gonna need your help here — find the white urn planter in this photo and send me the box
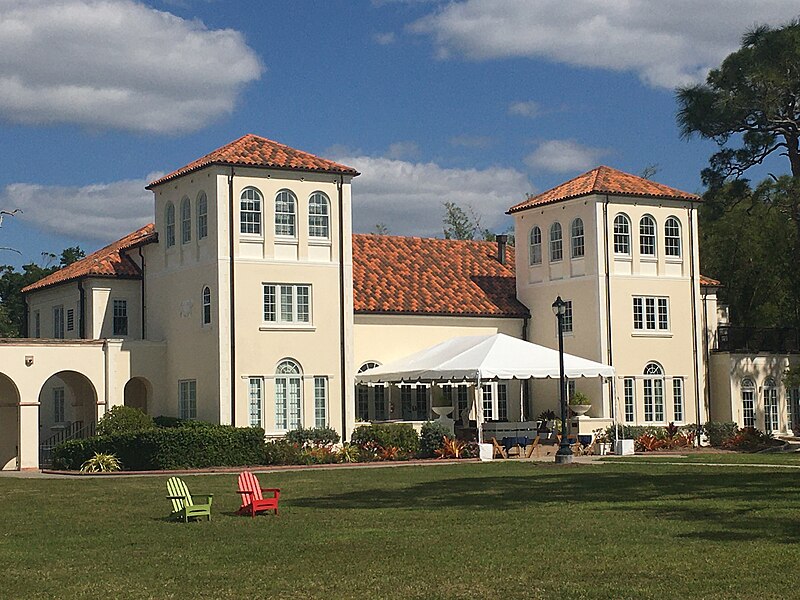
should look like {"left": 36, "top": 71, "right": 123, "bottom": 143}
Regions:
{"left": 570, "top": 404, "right": 591, "bottom": 416}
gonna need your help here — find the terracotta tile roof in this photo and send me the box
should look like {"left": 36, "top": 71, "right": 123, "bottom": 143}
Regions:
{"left": 508, "top": 166, "right": 699, "bottom": 213}
{"left": 147, "top": 134, "right": 359, "bottom": 189}
{"left": 352, "top": 234, "right": 528, "bottom": 318}
{"left": 700, "top": 274, "right": 721, "bottom": 287}
{"left": 22, "top": 224, "right": 156, "bottom": 293}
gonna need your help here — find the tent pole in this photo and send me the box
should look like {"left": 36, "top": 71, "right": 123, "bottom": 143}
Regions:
{"left": 476, "top": 377, "right": 483, "bottom": 444}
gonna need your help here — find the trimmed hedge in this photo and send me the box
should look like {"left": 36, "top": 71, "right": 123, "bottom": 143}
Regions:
{"left": 285, "top": 426, "right": 341, "bottom": 447}
{"left": 703, "top": 421, "right": 739, "bottom": 447}
{"left": 351, "top": 423, "right": 420, "bottom": 454}
{"left": 419, "top": 421, "right": 451, "bottom": 457}
{"left": 53, "top": 425, "right": 265, "bottom": 470}
{"left": 96, "top": 406, "right": 154, "bottom": 436}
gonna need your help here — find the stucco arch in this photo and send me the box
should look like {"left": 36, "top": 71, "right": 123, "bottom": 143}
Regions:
{"left": 38, "top": 370, "right": 99, "bottom": 432}
{"left": 124, "top": 377, "right": 153, "bottom": 414}
{"left": 0, "top": 372, "right": 20, "bottom": 470}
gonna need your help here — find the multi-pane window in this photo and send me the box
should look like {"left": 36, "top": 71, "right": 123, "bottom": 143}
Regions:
{"left": 308, "top": 192, "right": 330, "bottom": 238}
{"left": 633, "top": 296, "right": 669, "bottom": 331}
{"left": 673, "top": 377, "right": 684, "bottom": 422}
{"left": 624, "top": 377, "right": 635, "bottom": 423}
{"left": 741, "top": 379, "right": 755, "bottom": 427}
{"left": 643, "top": 362, "right": 664, "bottom": 422}
{"left": 571, "top": 218, "right": 584, "bottom": 258}
{"left": 560, "top": 300, "right": 573, "bottom": 334}
{"left": 248, "top": 377, "right": 262, "bottom": 427}
{"left": 764, "top": 378, "right": 779, "bottom": 432}
{"left": 263, "top": 284, "right": 311, "bottom": 324}
{"left": 314, "top": 376, "right": 328, "bottom": 427}
{"left": 53, "top": 306, "right": 64, "bottom": 339}
{"left": 639, "top": 215, "right": 656, "bottom": 256}
{"left": 275, "top": 360, "right": 302, "bottom": 430}
{"left": 789, "top": 388, "right": 800, "bottom": 432}
{"left": 197, "top": 192, "right": 208, "bottom": 239}
{"left": 665, "top": 217, "right": 681, "bottom": 258}
{"left": 529, "top": 226, "right": 542, "bottom": 265}
{"left": 179, "top": 380, "right": 197, "bottom": 420}
{"left": 443, "top": 384, "right": 469, "bottom": 423}
{"left": 549, "top": 222, "right": 563, "bottom": 262}
{"left": 240, "top": 188, "right": 262, "bottom": 235}
{"left": 356, "top": 362, "right": 384, "bottom": 422}
{"left": 53, "top": 387, "right": 65, "bottom": 423}
{"left": 181, "top": 197, "right": 191, "bottom": 244}
{"left": 202, "top": 287, "right": 211, "bottom": 325}
{"left": 165, "top": 202, "right": 175, "bottom": 247}
{"left": 373, "top": 386, "right": 387, "bottom": 421}
{"left": 481, "top": 382, "right": 508, "bottom": 421}
{"left": 357, "top": 386, "right": 369, "bottom": 421}
{"left": 613, "top": 214, "right": 631, "bottom": 255}
{"left": 66, "top": 309, "right": 74, "bottom": 332}
{"left": 34, "top": 310, "right": 40, "bottom": 338}
{"left": 482, "top": 383, "right": 494, "bottom": 420}
{"left": 275, "top": 189, "right": 297, "bottom": 237}
{"left": 113, "top": 299, "right": 128, "bottom": 336}
{"left": 400, "top": 385, "right": 428, "bottom": 420}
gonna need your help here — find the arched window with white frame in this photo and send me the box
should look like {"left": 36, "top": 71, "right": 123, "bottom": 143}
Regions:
{"left": 165, "top": 202, "right": 175, "bottom": 247}
{"left": 181, "top": 197, "right": 191, "bottom": 244}
{"left": 275, "top": 189, "right": 297, "bottom": 237}
{"left": 275, "top": 359, "right": 302, "bottom": 431}
{"left": 764, "top": 377, "right": 779, "bottom": 432}
{"left": 639, "top": 215, "right": 656, "bottom": 257}
{"left": 665, "top": 216, "right": 682, "bottom": 258}
{"left": 197, "top": 191, "right": 208, "bottom": 240}
{"left": 571, "top": 218, "right": 584, "bottom": 258}
{"left": 308, "top": 191, "right": 330, "bottom": 238}
{"left": 240, "top": 187, "right": 262, "bottom": 235}
{"left": 741, "top": 378, "right": 755, "bottom": 427}
{"left": 529, "top": 226, "right": 542, "bottom": 265}
{"left": 643, "top": 362, "right": 664, "bottom": 422}
{"left": 201, "top": 286, "right": 211, "bottom": 326}
{"left": 614, "top": 213, "right": 631, "bottom": 255}
{"left": 549, "top": 222, "right": 562, "bottom": 262}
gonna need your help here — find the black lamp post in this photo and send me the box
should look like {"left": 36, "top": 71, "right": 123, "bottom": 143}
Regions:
{"left": 552, "top": 296, "right": 573, "bottom": 464}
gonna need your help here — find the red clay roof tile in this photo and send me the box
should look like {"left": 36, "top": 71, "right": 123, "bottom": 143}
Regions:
{"left": 22, "top": 224, "right": 156, "bottom": 293}
{"left": 352, "top": 234, "right": 528, "bottom": 318}
{"left": 700, "top": 274, "right": 721, "bottom": 286}
{"left": 147, "top": 134, "right": 359, "bottom": 189}
{"left": 508, "top": 166, "right": 699, "bottom": 213}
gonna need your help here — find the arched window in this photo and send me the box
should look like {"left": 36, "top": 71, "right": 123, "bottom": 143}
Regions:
{"left": 570, "top": 218, "right": 584, "bottom": 258}
{"left": 275, "top": 189, "right": 297, "bottom": 237}
{"left": 181, "top": 197, "right": 191, "bottom": 244}
{"left": 240, "top": 187, "right": 262, "bottom": 235}
{"left": 201, "top": 286, "right": 211, "bottom": 325}
{"left": 665, "top": 216, "right": 681, "bottom": 257}
{"left": 308, "top": 192, "right": 330, "bottom": 238}
{"left": 639, "top": 215, "right": 656, "bottom": 256}
{"left": 197, "top": 192, "right": 208, "bottom": 240}
{"left": 529, "top": 226, "right": 542, "bottom": 265}
{"left": 741, "top": 378, "right": 755, "bottom": 428}
{"left": 764, "top": 377, "right": 779, "bottom": 432}
{"left": 275, "top": 359, "right": 302, "bottom": 430}
{"left": 613, "top": 214, "right": 630, "bottom": 255}
{"left": 643, "top": 362, "right": 664, "bottom": 422}
{"left": 356, "top": 361, "right": 386, "bottom": 421}
{"left": 165, "top": 202, "right": 175, "bottom": 247}
{"left": 549, "top": 222, "right": 562, "bottom": 262}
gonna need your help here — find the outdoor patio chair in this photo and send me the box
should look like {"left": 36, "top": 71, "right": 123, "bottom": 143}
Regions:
{"left": 491, "top": 437, "right": 508, "bottom": 459}
{"left": 166, "top": 476, "right": 212, "bottom": 522}
{"left": 236, "top": 471, "right": 280, "bottom": 517}
{"left": 524, "top": 435, "right": 542, "bottom": 458}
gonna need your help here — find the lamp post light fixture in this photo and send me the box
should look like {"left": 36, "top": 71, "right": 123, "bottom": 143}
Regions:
{"left": 552, "top": 295, "right": 573, "bottom": 465}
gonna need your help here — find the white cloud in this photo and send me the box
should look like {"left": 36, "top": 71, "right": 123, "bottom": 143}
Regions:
{"left": 508, "top": 101, "right": 540, "bottom": 118}
{"left": 411, "top": 0, "right": 800, "bottom": 88}
{"left": 373, "top": 31, "right": 397, "bottom": 45}
{"left": 450, "top": 134, "right": 494, "bottom": 149}
{"left": 386, "top": 141, "right": 420, "bottom": 160}
{"left": 332, "top": 154, "right": 532, "bottom": 237}
{"left": 0, "top": 0, "right": 262, "bottom": 133}
{"left": 524, "top": 140, "right": 608, "bottom": 174}
{"left": 3, "top": 176, "right": 156, "bottom": 242}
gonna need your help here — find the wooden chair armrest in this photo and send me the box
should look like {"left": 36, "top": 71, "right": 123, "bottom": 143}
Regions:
{"left": 261, "top": 488, "right": 281, "bottom": 493}
{"left": 166, "top": 495, "right": 186, "bottom": 500}
{"left": 193, "top": 494, "right": 213, "bottom": 501}
{"left": 237, "top": 489, "right": 254, "bottom": 496}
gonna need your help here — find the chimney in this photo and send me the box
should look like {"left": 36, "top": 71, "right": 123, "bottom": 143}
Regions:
{"left": 496, "top": 234, "right": 508, "bottom": 265}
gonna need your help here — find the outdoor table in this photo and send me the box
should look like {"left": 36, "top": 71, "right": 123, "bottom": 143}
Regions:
{"left": 501, "top": 436, "right": 529, "bottom": 455}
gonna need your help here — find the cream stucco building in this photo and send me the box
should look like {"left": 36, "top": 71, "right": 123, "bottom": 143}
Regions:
{"left": 1, "top": 134, "right": 797, "bottom": 470}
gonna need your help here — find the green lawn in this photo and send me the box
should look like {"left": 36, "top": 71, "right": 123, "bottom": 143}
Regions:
{"left": 605, "top": 451, "right": 800, "bottom": 465}
{"left": 2, "top": 462, "right": 799, "bottom": 599}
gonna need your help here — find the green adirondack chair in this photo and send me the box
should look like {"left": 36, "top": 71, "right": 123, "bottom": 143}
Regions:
{"left": 166, "top": 477, "right": 213, "bottom": 522}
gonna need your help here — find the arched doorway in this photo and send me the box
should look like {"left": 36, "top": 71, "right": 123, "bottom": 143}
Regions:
{"left": 0, "top": 372, "right": 20, "bottom": 470}
{"left": 38, "top": 371, "right": 98, "bottom": 467}
{"left": 124, "top": 377, "right": 151, "bottom": 414}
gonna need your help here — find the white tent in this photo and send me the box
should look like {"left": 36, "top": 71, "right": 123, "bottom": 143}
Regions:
{"left": 355, "top": 333, "right": 615, "bottom": 384}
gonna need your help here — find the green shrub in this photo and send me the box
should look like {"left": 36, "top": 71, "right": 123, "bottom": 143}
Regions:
{"left": 419, "top": 421, "right": 451, "bottom": 457}
{"left": 96, "top": 406, "right": 154, "bottom": 436}
{"left": 262, "top": 440, "right": 303, "bottom": 465}
{"left": 80, "top": 452, "right": 122, "bottom": 473}
{"left": 569, "top": 391, "right": 591, "bottom": 406}
{"left": 351, "top": 423, "right": 420, "bottom": 455}
{"left": 285, "top": 426, "right": 341, "bottom": 447}
{"left": 53, "top": 425, "right": 265, "bottom": 470}
{"left": 299, "top": 446, "right": 338, "bottom": 465}
{"left": 603, "top": 425, "right": 664, "bottom": 444}
{"left": 703, "top": 421, "right": 739, "bottom": 447}
{"left": 153, "top": 415, "right": 185, "bottom": 428}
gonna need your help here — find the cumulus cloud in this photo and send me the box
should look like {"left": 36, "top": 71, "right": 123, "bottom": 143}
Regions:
{"left": 386, "top": 141, "right": 421, "bottom": 160}
{"left": 332, "top": 154, "right": 532, "bottom": 237}
{"left": 3, "top": 176, "right": 156, "bottom": 242}
{"left": 373, "top": 31, "right": 397, "bottom": 45}
{"left": 508, "top": 100, "right": 541, "bottom": 118}
{"left": 524, "top": 140, "right": 608, "bottom": 174}
{"left": 411, "top": 0, "right": 800, "bottom": 88}
{"left": 0, "top": 0, "right": 262, "bottom": 133}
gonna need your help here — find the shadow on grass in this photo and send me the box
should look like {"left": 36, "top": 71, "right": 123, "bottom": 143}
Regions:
{"left": 293, "top": 465, "right": 800, "bottom": 543}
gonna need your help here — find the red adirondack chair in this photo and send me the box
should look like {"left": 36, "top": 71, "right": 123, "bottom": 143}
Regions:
{"left": 236, "top": 471, "right": 280, "bottom": 517}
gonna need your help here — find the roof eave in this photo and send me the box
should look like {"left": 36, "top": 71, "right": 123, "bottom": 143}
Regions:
{"left": 507, "top": 190, "right": 700, "bottom": 214}
{"left": 354, "top": 309, "right": 530, "bottom": 319}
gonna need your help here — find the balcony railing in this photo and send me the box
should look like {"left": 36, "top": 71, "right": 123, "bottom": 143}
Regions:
{"left": 717, "top": 325, "right": 800, "bottom": 353}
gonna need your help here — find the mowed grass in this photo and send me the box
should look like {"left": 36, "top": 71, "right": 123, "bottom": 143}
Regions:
{"left": 605, "top": 451, "right": 800, "bottom": 465}
{"left": 2, "top": 462, "right": 799, "bottom": 599}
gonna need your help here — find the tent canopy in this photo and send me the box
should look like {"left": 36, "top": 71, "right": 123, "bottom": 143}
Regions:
{"left": 355, "top": 333, "right": 615, "bottom": 383}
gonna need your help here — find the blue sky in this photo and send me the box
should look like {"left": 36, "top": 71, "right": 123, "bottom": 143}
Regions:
{"left": 1, "top": 0, "right": 798, "bottom": 268}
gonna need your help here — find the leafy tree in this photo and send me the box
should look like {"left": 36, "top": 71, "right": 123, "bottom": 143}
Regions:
{"left": 371, "top": 223, "right": 389, "bottom": 235}
{"left": 442, "top": 201, "right": 496, "bottom": 241}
